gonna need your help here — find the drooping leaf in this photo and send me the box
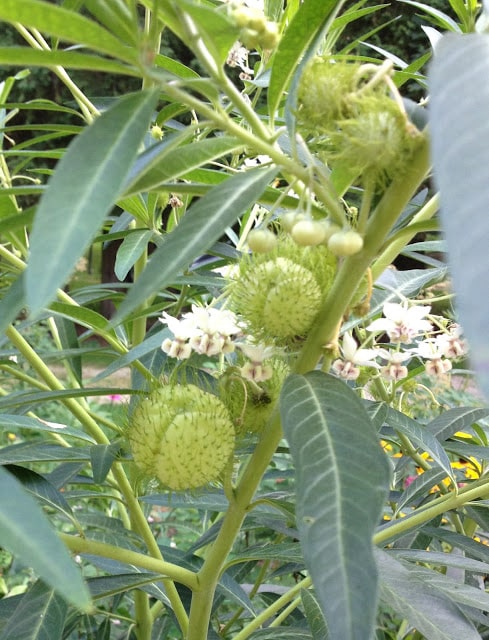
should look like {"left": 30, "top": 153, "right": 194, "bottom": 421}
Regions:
{"left": 280, "top": 371, "right": 390, "bottom": 640}
{"left": 0, "top": 414, "right": 95, "bottom": 443}
{"left": 89, "top": 443, "right": 121, "bottom": 484}
{"left": 114, "top": 230, "right": 154, "bottom": 281}
{"left": 123, "top": 135, "right": 243, "bottom": 197}
{"left": 4, "top": 464, "right": 76, "bottom": 524}
{"left": 426, "top": 407, "right": 489, "bottom": 442}
{"left": 26, "top": 89, "right": 159, "bottom": 314}
{"left": 385, "top": 408, "right": 456, "bottom": 486}
{"left": 0, "top": 580, "right": 68, "bottom": 640}
{"left": 430, "top": 33, "right": 489, "bottom": 402}
{"left": 0, "top": 443, "right": 90, "bottom": 464}
{"left": 0, "top": 47, "right": 138, "bottom": 75}
{"left": 113, "top": 166, "right": 277, "bottom": 323}
{"left": 301, "top": 589, "right": 329, "bottom": 640}
{"left": 0, "top": 0, "right": 138, "bottom": 63}
{"left": 376, "top": 549, "right": 480, "bottom": 640}
{"left": 0, "top": 466, "right": 91, "bottom": 611}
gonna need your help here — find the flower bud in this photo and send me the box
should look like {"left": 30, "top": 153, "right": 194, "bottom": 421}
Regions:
{"left": 247, "top": 228, "right": 278, "bottom": 253}
{"left": 328, "top": 229, "right": 364, "bottom": 256}
{"left": 290, "top": 219, "right": 327, "bottom": 246}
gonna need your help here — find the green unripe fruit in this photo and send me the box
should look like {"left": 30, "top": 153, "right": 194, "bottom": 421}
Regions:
{"left": 228, "top": 236, "right": 336, "bottom": 344}
{"left": 247, "top": 228, "right": 278, "bottom": 253}
{"left": 221, "top": 360, "right": 289, "bottom": 435}
{"left": 297, "top": 59, "right": 361, "bottom": 132}
{"left": 328, "top": 229, "right": 364, "bottom": 256}
{"left": 128, "top": 385, "right": 235, "bottom": 491}
{"left": 290, "top": 219, "right": 327, "bottom": 246}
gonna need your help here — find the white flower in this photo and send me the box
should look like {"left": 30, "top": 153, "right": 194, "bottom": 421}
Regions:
{"left": 410, "top": 338, "right": 452, "bottom": 377}
{"left": 366, "top": 301, "right": 432, "bottom": 343}
{"left": 377, "top": 349, "right": 411, "bottom": 381}
{"left": 226, "top": 42, "right": 254, "bottom": 75}
{"left": 331, "top": 333, "right": 380, "bottom": 381}
{"left": 435, "top": 324, "right": 467, "bottom": 359}
{"left": 159, "top": 306, "right": 241, "bottom": 359}
{"left": 238, "top": 342, "right": 275, "bottom": 382}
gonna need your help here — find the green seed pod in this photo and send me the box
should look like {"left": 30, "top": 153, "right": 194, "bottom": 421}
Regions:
{"left": 296, "top": 59, "right": 362, "bottom": 133}
{"left": 228, "top": 236, "right": 336, "bottom": 344}
{"left": 221, "top": 360, "right": 289, "bottom": 435}
{"left": 128, "top": 385, "right": 235, "bottom": 491}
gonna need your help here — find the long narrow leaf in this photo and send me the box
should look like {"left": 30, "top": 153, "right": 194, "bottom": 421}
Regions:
{"left": 0, "top": 581, "right": 67, "bottom": 640}
{"left": 0, "top": 48, "right": 139, "bottom": 75}
{"left": 0, "top": 0, "right": 138, "bottom": 63}
{"left": 113, "top": 166, "right": 277, "bottom": 323}
{"left": 280, "top": 371, "right": 390, "bottom": 640}
{"left": 0, "top": 467, "right": 91, "bottom": 611}
{"left": 26, "top": 90, "right": 159, "bottom": 314}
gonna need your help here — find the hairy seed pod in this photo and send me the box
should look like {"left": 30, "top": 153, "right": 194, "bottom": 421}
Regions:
{"left": 128, "top": 385, "right": 235, "bottom": 491}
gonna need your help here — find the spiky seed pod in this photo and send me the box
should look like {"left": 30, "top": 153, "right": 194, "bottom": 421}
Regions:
{"left": 296, "top": 59, "right": 362, "bottom": 133}
{"left": 221, "top": 360, "right": 289, "bottom": 435}
{"left": 128, "top": 385, "right": 235, "bottom": 491}
{"left": 329, "top": 96, "right": 420, "bottom": 180}
{"left": 228, "top": 236, "right": 336, "bottom": 344}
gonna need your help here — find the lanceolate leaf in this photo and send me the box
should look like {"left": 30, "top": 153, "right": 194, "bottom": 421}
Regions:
{"left": 113, "top": 166, "right": 278, "bottom": 323}
{"left": 0, "top": 466, "right": 91, "bottom": 611}
{"left": 26, "top": 89, "right": 159, "bottom": 315}
{"left": 280, "top": 371, "right": 390, "bottom": 640}
{"left": 430, "top": 34, "right": 489, "bottom": 401}
{"left": 0, "top": 0, "right": 138, "bottom": 63}
{"left": 0, "top": 580, "right": 68, "bottom": 640}
{"left": 376, "top": 549, "right": 480, "bottom": 640}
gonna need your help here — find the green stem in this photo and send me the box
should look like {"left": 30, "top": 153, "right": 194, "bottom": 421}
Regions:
{"left": 374, "top": 476, "right": 489, "bottom": 545}
{"left": 371, "top": 192, "right": 439, "bottom": 281}
{"left": 296, "top": 134, "right": 431, "bottom": 373}
{"left": 233, "top": 576, "right": 312, "bottom": 640}
{"left": 59, "top": 533, "right": 198, "bottom": 588}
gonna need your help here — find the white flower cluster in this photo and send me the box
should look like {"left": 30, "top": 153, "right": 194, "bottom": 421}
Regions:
{"left": 160, "top": 306, "right": 241, "bottom": 360}
{"left": 332, "top": 301, "right": 467, "bottom": 382}
{"left": 160, "top": 306, "right": 276, "bottom": 382}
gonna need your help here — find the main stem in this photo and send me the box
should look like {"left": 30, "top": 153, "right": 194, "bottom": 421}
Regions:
{"left": 185, "top": 137, "right": 431, "bottom": 639}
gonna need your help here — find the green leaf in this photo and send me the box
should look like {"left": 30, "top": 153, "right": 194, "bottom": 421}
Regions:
{"left": 280, "top": 371, "right": 390, "bottom": 640}
{"left": 26, "top": 90, "right": 159, "bottom": 314}
{"left": 301, "top": 589, "right": 329, "bottom": 640}
{"left": 113, "top": 166, "right": 277, "bottom": 323}
{"left": 430, "top": 34, "right": 489, "bottom": 401}
{"left": 90, "top": 443, "right": 121, "bottom": 484}
{"left": 0, "top": 414, "right": 95, "bottom": 443}
{"left": 0, "top": 467, "right": 91, "bottom": 611}
{"left": 4, "top": 464, "right": 76, "bottom": 525}
{"left": 0, "top": 274, "right": 25, "bottom": 336}
{"left": 0, "top": 443, "right": 90, "bottom": 463}
{"left": 0, "top": 48, "right": 139, "bottom": 76}
{"left": 87, "top": 573, "right": 162, "bottom": 600}
{"left": 0, "top": 0, "right": 138, "bottom": 63}
{"left": 376, "top": 549, "right": 480, "bottom": 640}
{"left": 250, "top": 629, "right": 311, "bottom": 640}
{"left": 385, "top": 408, "right": 456, "bottom": 486}
{"left": 53, "top": 316, "right": 82, "bottom": 384}
{"left": 426, "top": 407, "right": 489, "bottom": 442}
{"left": 114, "top": 230, "right": 154, "bottom": 281}
{"left": 268, "top": 0, "right": 342, "bottom": 120}
{"left": 123, "top": 135, "right": 244, "bottom": 197}
{"left": 227, "top": 543, "right": 303, "bottom": 567}
{"left": 0, "top": 580, "right": 67, "bottom": 640}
